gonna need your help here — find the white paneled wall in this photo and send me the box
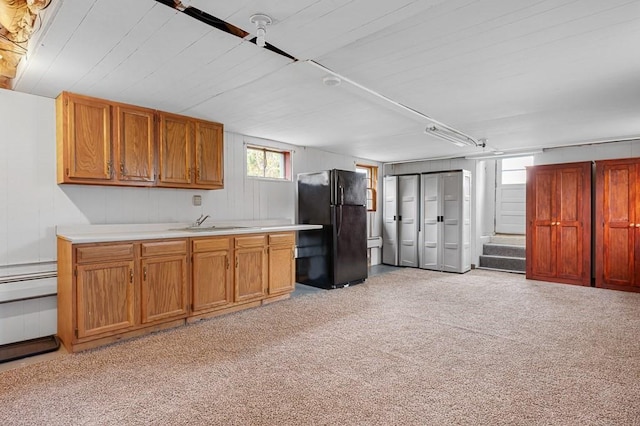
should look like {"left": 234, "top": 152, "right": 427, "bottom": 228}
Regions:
{"left": 0, "top": 88, "right": 382, "bottom": 344}
{"left": 0, "top": 88, "right": 382, "bottom": 268}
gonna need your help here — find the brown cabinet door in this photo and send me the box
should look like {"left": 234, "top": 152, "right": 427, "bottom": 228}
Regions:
{"left": 193, "top": 249, "right": 233, "bottom": 311}
{"left": 140, "top": 255, "right": 188, "bottom": 323}
{"left": 116, "top": 105, "right": 155, "bottom": 183}
{"left": 194, "top": 120, "right": 224, "bottom": 188}
{"left": 65, "top": 94, "right": 112, "bottom": 181}
{"left": 555, "top": 165, "right": 588, "bottom": 282}
{"left": 527, "top": 167, "right": 557, "bottom": 279}
{"left": 597, "top": 161, "right": 637, "bottom": 289}
{"left": 235, "top": 244, "right": 267, "bottom": 302}
{"left": 268, "top": 245, "right": 295, "bottom": 295}
{"left": 158, "top": 113, "right": 192, "bottom": 185}
{"left": 526, "top": 162, "right": 591, "bottom": 285}
{"left": 76, "top": 260, "right": 135, "bottom": 338}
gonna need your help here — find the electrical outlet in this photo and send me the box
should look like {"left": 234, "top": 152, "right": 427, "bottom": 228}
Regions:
{"left": 192, "top": 195, "right": 202, "bottom": 206}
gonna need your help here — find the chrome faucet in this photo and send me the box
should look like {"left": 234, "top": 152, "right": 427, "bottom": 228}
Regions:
{"left": 194, "top": 214, "right": 210, "bottom": 227}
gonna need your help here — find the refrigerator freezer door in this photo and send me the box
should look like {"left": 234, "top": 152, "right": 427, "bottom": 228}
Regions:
{"left": 332, "top": 169, "right": 367, "bottom": 206}
{"left": 298, "top": 171, "right": 332, "bottom": 225}
{"left": 332, "top": 205, "right": 368, "bottom": 286}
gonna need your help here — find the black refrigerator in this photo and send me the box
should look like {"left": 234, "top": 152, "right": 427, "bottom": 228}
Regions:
{"left": 296, "top": 169, "right": 368, "bottom": 289}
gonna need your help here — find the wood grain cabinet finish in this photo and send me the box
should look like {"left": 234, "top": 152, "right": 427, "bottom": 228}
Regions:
{"left": 57, "top": 92, "right": 224, "bottom": 189}
{"left": 57, "top": 92, "right": 112, "bottom": 183}
{"left": 268, "top": 233, "right": 295, "bottom": 295}
{"left": 194, "top": 120, "right": 224, "bottom": 188}
{"left": 158, "top": 112, "right": 192, "bottom": 186}
{"left": 57, "top": 232, "right": 296, "bottom": 352}
{"left": 595, "top": 158, "right": 640, "bottom": 292}
{"left": 115, "top": 105, "right": 155, "bottom": 183}
{"left": 192, "top": 237, "right": 233, "bottom": 312}
{"left": 76, "top": 260, "right": 135, "bottom": 338}
{"left": 526, "top": 162, "right": 591, "bottom": 286}
{"left": 158, "top": 112, "right": 224, "bottom": 189}
{"left": 234, "top": 235, "right": 268, "bottom": 302}
{"left": 140, "top": 240, "right": 189, "bottom": 324}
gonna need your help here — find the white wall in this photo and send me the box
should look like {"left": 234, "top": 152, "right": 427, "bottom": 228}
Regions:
{"left": 534, "top": 140, "right": 640, "bottom": 165}
{"left": 0, "top": 88, "right": 382, "bottom": 268}
{"left": 0, "top": 88, "right": 382, "bottom": 344}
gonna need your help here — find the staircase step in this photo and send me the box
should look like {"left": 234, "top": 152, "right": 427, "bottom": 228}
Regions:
{"left": 482, "top": 243, "right": 525, "bottom": 258}
{"left": 479, "top": 255, "right": 525, "bottom": 273}
{"left": 490, "top": 234, "right": 525, "bottom": 245}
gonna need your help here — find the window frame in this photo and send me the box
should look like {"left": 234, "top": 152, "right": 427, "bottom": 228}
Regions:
{"left": 245, "top": 144, "right": 292, "bottom": 181}
{"left": 356, "top": 163, "right": 378, "bottom": 212}
{"left": 499, "top": 155, "right": 533, "bottom": 186}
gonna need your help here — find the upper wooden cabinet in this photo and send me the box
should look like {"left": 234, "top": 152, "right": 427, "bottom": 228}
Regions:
{"left": 56, "top": 92, "right": 112, "bottom": 182}
{"left": 56, "top": 92, "right": 224, "bottom": 189}
{"left": 158, "top": 112, "right": 192, "bottom": 186}
{"left": 595, "top": 158, "right": 640, "bottom": 292}
{"left": 195, "top": 120, "right": 224, "bottom": 188}
{"left": 526, "top": 162, "right": 591, "bottom": 286}
{"left": 115, "top": 105, "right": 155, "bottom": 183}
{"left": 157, "top": 112, "right": 224, "bottom": 189}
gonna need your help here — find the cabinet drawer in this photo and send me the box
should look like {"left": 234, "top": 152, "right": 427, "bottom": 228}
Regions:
{"left": 141, "top": 240, "right": 187, "bottom": 257}
{"left": 193, "top": 237, "right": 231, "bottom": 253}
{"left": 76, "top": 244, "right": 134, "bottom": 264}
{"left": 235, "top": 235, "right": 266, "bottom": 248}
{"left": 269, "top": 233, "right": 295, "bottom": 246}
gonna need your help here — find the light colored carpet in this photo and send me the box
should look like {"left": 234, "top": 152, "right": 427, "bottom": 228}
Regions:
{"left": 1, "top": 268, "right": 640, "bottom": 425}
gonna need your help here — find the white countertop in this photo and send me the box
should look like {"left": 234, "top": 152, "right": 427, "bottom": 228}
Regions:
{"left": 56, "top": 221, "right": 323, "bottom": 244}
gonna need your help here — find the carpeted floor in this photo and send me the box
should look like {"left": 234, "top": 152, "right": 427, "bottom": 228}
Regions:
{"left": 1, "top": 268, "right": 640, "bottom": 425}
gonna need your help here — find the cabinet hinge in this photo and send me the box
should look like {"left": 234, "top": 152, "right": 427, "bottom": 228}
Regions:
{"left": 66, "top": 168, "right": 70, "bottom": 176}
{"left": 74, "top": 327, "right": 78, "bottom": 338}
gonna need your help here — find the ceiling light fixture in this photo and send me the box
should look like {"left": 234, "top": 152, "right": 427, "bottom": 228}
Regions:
{"left": 322, "top": 75, "right": 341, "bottom": 87}
{"left": 250, "top": 14, "right": 272, "bottom": 47}
{"left": 305, "top": 60, "right": 483, "bottom": 148}
{"left": 424, "top": 125, "right": 484, "bottom": 148}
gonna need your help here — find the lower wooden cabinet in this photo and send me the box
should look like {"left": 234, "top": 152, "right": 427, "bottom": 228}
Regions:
{"left": 140, "top": 240, "right": 188, "bottom": 323}
{"left": 235, "top": 235, "right": 268, "bottom": 302}
{"left": 192, "top": 237, "right": 233, "bottom": 312}
{"left": 58, "top": 231, "right": 297, "bottom": 352}
{"left": 76, "top": 260, "right": 135, "bottom": 338}
{"left": 268, "top": 233, "right": 295, "bottom": 295}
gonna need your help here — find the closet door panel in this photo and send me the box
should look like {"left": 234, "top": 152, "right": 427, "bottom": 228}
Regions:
{"left": 556, "top": 167, "right": 585, "bottom": 281}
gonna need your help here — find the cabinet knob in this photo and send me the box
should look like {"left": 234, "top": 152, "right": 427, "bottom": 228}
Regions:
{"left": 631, "top": 223, "right": 636, "bottom": 228}
{"left": 636, "top": 224, "right": 640, "bottom": 228}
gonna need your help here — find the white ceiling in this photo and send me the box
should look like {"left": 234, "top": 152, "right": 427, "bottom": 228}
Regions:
{"left": 13, "top": 0, "right": 640, "bottom": 162}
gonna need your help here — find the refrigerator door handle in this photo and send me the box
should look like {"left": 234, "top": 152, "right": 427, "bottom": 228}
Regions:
{"left": 337, "top": 205, "right": 343, "bottom": 236}
{"left": 340, "top": 186, "right": 344, "bottom": 205}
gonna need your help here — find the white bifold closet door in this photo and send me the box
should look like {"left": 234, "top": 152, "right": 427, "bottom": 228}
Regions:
{"left": 398, "top": 175, "right": 419, "bottom": 267}
{"left": 382, "top": 176, "right": 398, "bottom": 266}
{"left": 420, "top": 170, "right": 471, "bottom": 273}
{"left": 382, "top": 175, "right": 420, "bottom": 266}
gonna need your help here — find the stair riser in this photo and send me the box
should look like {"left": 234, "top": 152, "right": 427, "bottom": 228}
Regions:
{"left": 479, "top": 255, "right": 525, "bottom": 272}
{"left": 483, "top": 244, "right": 525, "bottom": 258}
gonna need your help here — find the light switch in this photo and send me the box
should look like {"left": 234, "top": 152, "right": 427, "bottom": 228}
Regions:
{"left": 192, "top": 195, "right": 202, "bottom": 206}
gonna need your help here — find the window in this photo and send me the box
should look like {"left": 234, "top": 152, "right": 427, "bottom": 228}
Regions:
{"left": 356, "top": 164, "right": 378, "bottom": 211}
{"left": 500, "top": 156, "right": 533, "bottom": 185}
{"left": 246, "top": 145, "right": 291, "bottom": 180}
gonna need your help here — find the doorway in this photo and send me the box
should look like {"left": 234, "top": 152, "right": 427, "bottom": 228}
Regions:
{"left": 494, "top": 156, "right": 532, "bottom": 235}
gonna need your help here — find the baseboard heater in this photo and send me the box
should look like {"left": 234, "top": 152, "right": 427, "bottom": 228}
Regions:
{"left": 0, "top": 262, "right": 58, "bottom": 359}
{"left": 0, "top": 262, "right": 57, "bottom": 304}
